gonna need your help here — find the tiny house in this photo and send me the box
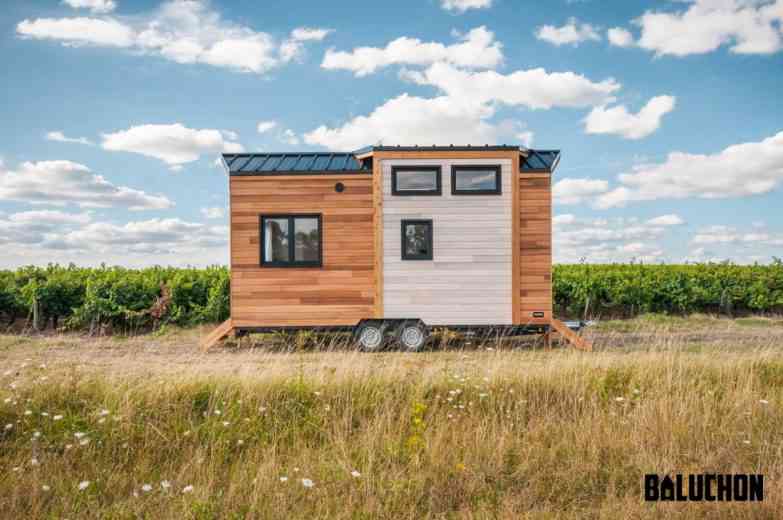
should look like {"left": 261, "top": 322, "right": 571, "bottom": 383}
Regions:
{"left": 204, "top": 145, "right": 569, "bottom": 351}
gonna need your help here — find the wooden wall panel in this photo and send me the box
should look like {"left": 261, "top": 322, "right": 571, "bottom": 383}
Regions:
{"left": 382, "top": 158, "right": 513, "bottom": 326}
{"left": 518, "top": 173, "right": 552, "bottom": 325}
{"left": 229, "top": 175, "right": 374, "bottom": 327}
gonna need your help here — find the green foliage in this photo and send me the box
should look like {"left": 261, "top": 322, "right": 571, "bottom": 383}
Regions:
{"left": 553, "top": 260, "right": 783, "bottom": 319}
{"left": 0, "top": 262, "right": 781, "bottom": 331}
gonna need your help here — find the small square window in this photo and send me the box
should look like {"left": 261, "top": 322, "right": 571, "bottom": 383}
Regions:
{"left": 260, "top": 214, "right": 322, "bottom": 267}
{"left": 392, "top": 166, "right": 442, "bottom": 196}
{"left": 401, "top": 219, "right": 433, "bottom": 260}
{"left": 451, "top": 165, "right": 502, "bottom": 195}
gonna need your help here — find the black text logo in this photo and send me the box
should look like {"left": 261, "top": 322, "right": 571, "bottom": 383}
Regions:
{"left": 644, "top": 474, "right": 763, "bottom": 502}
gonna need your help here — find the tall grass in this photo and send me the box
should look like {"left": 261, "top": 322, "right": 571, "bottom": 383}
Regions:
{"left": 2, "top": 340, "right": 783, "bottom": 518}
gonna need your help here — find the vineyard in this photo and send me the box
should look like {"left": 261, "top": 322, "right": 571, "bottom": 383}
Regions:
{"left": 0, "top": 262, "right": 781, "bottom": 332}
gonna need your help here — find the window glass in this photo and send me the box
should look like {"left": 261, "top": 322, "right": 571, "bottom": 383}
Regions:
{"left": 402, "top": 220, "right": 432, "bottom": 260}
{"left": 395, "top": 170, "right": 438, "bottom": 192}
{"left": 454, "top": 169, "right": 498, "bottom": 191}
{"left": 264, "top": 218, "right": 289, "bottom": 262}
{"left": 294, "top": 217, "right": 320, "bottom": 262}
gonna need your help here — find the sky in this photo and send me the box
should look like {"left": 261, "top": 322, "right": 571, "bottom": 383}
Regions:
{"left": 0, "top": 0, "right": 782, "bottom": 268}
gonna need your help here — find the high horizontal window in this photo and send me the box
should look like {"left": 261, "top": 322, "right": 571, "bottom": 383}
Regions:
{"left": 391, "top": 166, "right": 442, "bottom": 196}
{"left": 401, "top": 219, "right": 433, "bottom": 261}
{"left": 260, "top": 214, "right": 322, "bottom": 267}
{"left": 451, "top": 165, "right": 502, "bottom": 195}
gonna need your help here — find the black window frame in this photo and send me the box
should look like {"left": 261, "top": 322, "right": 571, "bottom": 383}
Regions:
{"left": 391, "top": 165, "right": 442, "bottom": 196}
{"left": 400, "top": 219, "right": 433, "bottom": 261}
{"left": 259, "top": 214, "right": 323, "bottom": 268}
{"left": 451, "top": 165, "right": 502, "bottom": 195}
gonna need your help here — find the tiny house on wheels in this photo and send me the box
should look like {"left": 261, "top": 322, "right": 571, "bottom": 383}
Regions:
{"left": 202, "top": 145, "right": 589, "bottom": 351}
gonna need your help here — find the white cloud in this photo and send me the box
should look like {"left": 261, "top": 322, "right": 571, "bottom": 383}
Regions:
{"left": 554, "top": 216, "right": 670, "bottom": 263}
{"left": 0, "top": 160, "right": 172, "bottom": 210}
{"left": 17, "top": 1, "right": 329, "bottom": 73}
{"left": 62, "top": 0, "right": 116, "bottom": 14}
{"left": 607, "top": 27, "right": 635, "bottom": 47}
{"left": 646, "top": 214, "right": 685, "bottom": 226}
{"left": 304, "top": 94, "right": 502, "bottom": 150}
{"left": 535, "top": 18, "right": 601, "bottom": 46}
{"left": 290, "top": 27, "right": 333, "bottom": 41}
{"left": 553, "top": 214, "right": 577, "bottom": 226}
{"left": 691, "top": 225, "right": 783, "bottom": 247}
{"left": 633, "top": 0, "right": 783, "bottom": 57}
{"left": 553, "top": 178, "right": 609, "bottom": 205}
{"left": 17, "top": 17, "right": 134, "bottom": 47}
{"left": 321, "top": 26, "right": 503, "bottom": 76}
{"left": 200, "top": 207, "right": 225, "bottom": 219}
{"left": 46, "top": 131, "right": 94, "bottom": 146}
{"left": 584, "top": 95, "right": 676, "bottom": 139}
{"left": 0, "top": 210, "right": 92, "bottom": 247}
{"left": 280, "top": 129, "right": 300, "bottom": 145}
{"left": 101, "top": 123, "right": 243, "bottom": 166}
{"left": 257, "top": 121, "right": 277, "bottom": 134}
{"left": 597, "top": 130, "right": 783, "bottom": 208}
{"left": 516, "top": 130, "right": 534, "bottom": 148}
{"left": 440, "top": 0, "right": 493, "bottom": 13}
{"left": 403, "top": 62, "right": 620, "bottom": 110}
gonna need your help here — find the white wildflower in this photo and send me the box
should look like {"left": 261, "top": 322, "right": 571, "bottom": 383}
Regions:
{"left": 161, "top": 480, "right": 171, "bottom": 490}
{"left": 31, "top": 458, "right": 39, "bottom": 466}
{"left": 74, "top": 432, "right": 86, "bottom": 439}
{"left": 301, "top": 478, "right": 315, "bottom": 488}
{"left": 214, "top": 410, "right": 221, "bottom": 415}
{"left": 351, "top": 470, "right": 361, "bottom": 478}
{"left": 279, "top": 476, "right": 288, "bottom": 482}
{"left": 99, "top": 409, "right": 109, "bottom": 417}
{"left": 33, "top": 431, "right": 41, "bottom": 438}
{"left": 24, "top": 410, "right": 32, "bottom": 416}
{"left": 615, "top": 397, "right": 625, "bottom": 402}
{"left": 182, "top": 485, "right": 194, "bottom": 494}
{"left": 42, "top": 485, "right": 50, "bottom": 491}
{"left": 4, "top": 423, "right": 12, "bottom": 430}
{"left": 79, "top": 438, "right": 89, "bottom": 446}
{"left": 78, "top": 481, "right": 90, "bottom": 490}
{"left": 237, "top": 439, "right": 244, "bottom": 446}
{"left": 97, "top": 418, "right": 106, "bottom": 424}
{"left": 760, "top": 399, "right": 769, "bottom": 405}
{"left": 222, "top": 421, "right": 230, "bottom": 427}
{"left": 41, "top": 412, "right": 49, "bottom": 417}
{"left": 141, "top": 484, "right": 152, "bottom": 492}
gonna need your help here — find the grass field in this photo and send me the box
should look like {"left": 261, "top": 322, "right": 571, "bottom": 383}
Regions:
{"left": 2, "top": 315, "right": 783, "bottom": 518}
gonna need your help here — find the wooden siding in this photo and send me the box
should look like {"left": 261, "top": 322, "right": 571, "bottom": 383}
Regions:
{"left": 229, "top": 175, "right": 374, "bottom": 327}
{"left": 381, "top": 158, "right": 513, "bottom": 325}
{"left": 519, "top": 173, "right": 552, "bottom": 325}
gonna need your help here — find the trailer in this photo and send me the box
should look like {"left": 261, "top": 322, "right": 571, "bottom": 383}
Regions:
{"left": 202, "top": 144, "right": 589, "bottom": 351}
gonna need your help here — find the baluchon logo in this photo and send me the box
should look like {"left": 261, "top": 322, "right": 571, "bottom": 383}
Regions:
{"left": 644, "top": 474, "right": 763, "bottom": 502}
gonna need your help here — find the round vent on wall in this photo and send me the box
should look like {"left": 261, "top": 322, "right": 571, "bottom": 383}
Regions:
{"left": 335, "top": 182, "right": 345, "bottom": 193}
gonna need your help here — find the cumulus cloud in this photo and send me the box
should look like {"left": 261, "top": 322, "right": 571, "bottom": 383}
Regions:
{"left": 200, "top": 207, "right": 225, "bottom": 219}
{"left": 607, "top": 27, "right": 635, "bottom": 47}
{"left": 307, "top": 60, "right": 621, "bottom": 150}
{"left": 646, "top": 214, "right": 685, "bottom": 226}
{"left": 0, "top": 210, "right": 92, "bottom": 247}
{"left": 304, "top": 94, "right": 503, "bottom": 150}
{"left": 596, "top": 130, "right": 783, "bottom": 208}
{"left": 17, "top": 0, "right": 331, "bottom": 73}
{"left": 280, "top": 129, "right": 300, "bottom": 145}
{"left": 46, "top": 131, "right": 94, "bottom": 146}
{"left": 321, "top": 26, "right": 503, "bottom": 76}
{"left": 440, "top": 0, "right": 493, "bottom": 12}
{"left": 553, "top": 178, "right": 610, "bottom": 205}
{"left": 61, "top": 218, "right": 226, "bottom": 251}
{"left": 691, "top": 225, "right": 783, "bottom": 247}
{"left": 0, "top": 160, "right": 172, "bottom": 210}
{"left": 101, "top": 123, "right": 243, "bottom": 167}
{"left": 584, "top": 95, "right": 676, "bottom": 139}
{"left": 256, "top": 121, "right": 277, "bottom": 134}
{"left": 632, "top": 0, "right": 783, "bottom": 57}
{"left": 554, "top": 216, "right": 669, "bottom": 263}
{"left": 62, "top": 0, "right": 116, "bottom": 13}
{"left": 535, "top": 18, "right": 601, "bottom": 46}
{"left": 402, "top": 62, "right": 620, "bottom": 109}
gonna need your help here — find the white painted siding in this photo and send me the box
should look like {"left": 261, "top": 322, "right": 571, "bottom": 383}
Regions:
{"left": 382, "top": 158, "right": 512, "bottom": 325}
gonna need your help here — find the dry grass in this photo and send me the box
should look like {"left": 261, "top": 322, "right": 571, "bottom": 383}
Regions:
{"left": 1, "top": 317, "right": 783, "bottom": 518}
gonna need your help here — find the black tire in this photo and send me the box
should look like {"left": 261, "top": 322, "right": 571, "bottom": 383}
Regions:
{"left": 398, "top": 321, "right": 428, "bottom": 352}
{"left": 355, "top": 322, "right": 385, "bottom": 352}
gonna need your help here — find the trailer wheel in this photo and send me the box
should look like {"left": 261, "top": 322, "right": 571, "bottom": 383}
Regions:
{"left": 355, "top": 322, "right": 385, "bottom": 352}
{"left": 399, "top": 322, "right": 428, "bottom": 351}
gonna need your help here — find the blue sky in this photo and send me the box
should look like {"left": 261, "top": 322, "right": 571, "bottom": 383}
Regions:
{"left": 1, "top": 0, "right": 782, "bottom": 267}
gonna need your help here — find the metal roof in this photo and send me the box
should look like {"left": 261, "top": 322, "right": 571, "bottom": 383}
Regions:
{"left": 223, "top": 153, "right": 370, "bottom": 175}
{"left": 521, "top": 150, "right": 560, "bottom": 172}
{"left": 224, "top": 146, "right": 560, "bottom": 176}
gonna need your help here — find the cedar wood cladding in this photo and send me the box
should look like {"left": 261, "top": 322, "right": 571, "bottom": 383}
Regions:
{"left": 519, "top": 173, "right": 552, "bottom": 324}
{"left": 229, "top": 175, "right": 374, "bottom": 327}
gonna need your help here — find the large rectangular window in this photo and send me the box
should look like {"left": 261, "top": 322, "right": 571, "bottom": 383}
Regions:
{"left": 391, "top": 166, "right": 442, "bottom": 196}
{"left": 260, "top": 214, "right": 322, "bottom": 267}
{"left": 401, "top": 219, "right": 433, "bottom": 260}
{"left": 451, "top": 165, "right": 502, "bottom": 195}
